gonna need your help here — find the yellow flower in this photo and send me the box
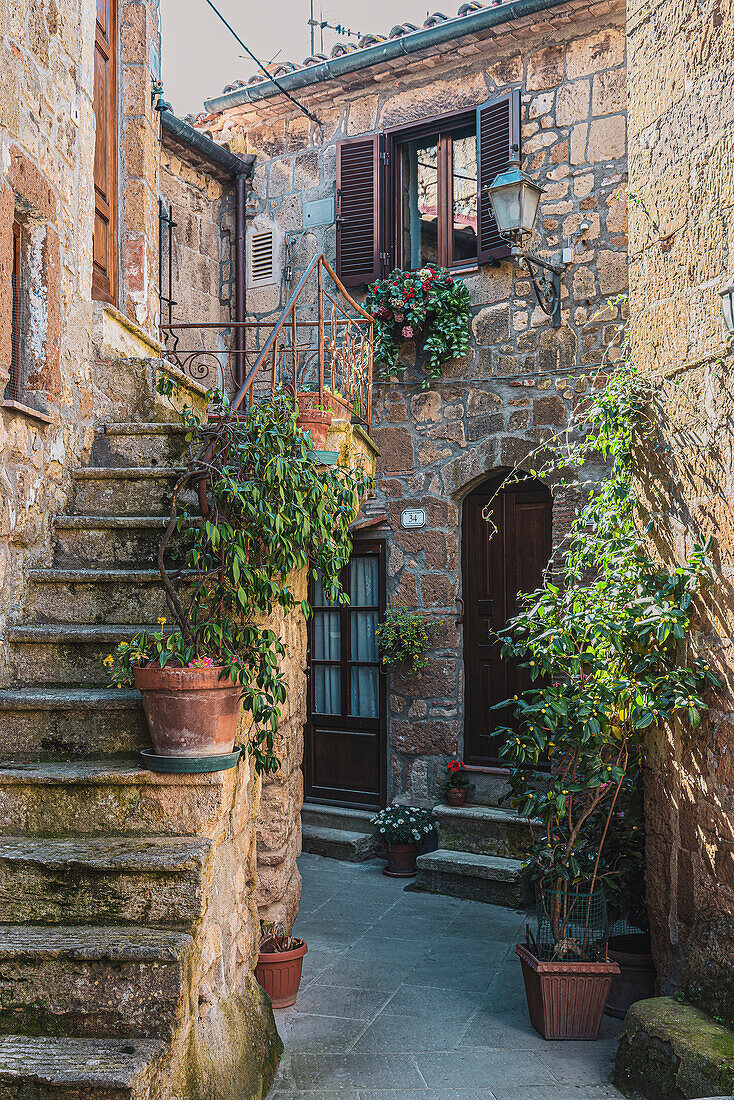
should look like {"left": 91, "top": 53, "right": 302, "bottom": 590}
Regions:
{"left": 157, "top": 617, "right": 167, "bottom": 626}
{"left": 103, "top": 654, "right": 114, "bottom": 667}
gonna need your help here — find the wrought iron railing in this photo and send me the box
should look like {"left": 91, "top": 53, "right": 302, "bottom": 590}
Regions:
{"left": 161, "top": 254, "right": 374, "bottom": 426}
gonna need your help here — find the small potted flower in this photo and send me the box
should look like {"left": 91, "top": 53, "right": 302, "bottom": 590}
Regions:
{"left": 375, "top": 607, "right": 436, "bottom": 676}
{"left": 444, "top": 759, "right": 470, "bottom": 806}
{"left": 255, "top": 921, "right": 307, "bottom": 1009}
{"left": 370, "top": 806, "right": 435, "bottom": 877}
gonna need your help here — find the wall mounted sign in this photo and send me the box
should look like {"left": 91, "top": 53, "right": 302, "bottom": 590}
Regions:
{"left": 400, "top": 508, "right": 426, "bottom": 529}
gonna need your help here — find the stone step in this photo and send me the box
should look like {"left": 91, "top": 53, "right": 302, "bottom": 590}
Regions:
{"left": 0, "top": 925, "right": 193, "bottom": 1039}
{"left": 24, "top": 568, "right": 191, "bottom": 624}
{"left": 301, "top": 822, "right": 378, "bottom": 862}
{"left": 53, "top": 515, "right": 173, "bottom": 569}
{"left": 0, "top": 1034, "right": 165, "bottom": 1099}
{"left": 414, "top": 849, "right": 532, "bottom": 908}
{"left": 465, "top": 771, "right": 512, "bottom": 806}
{"left": 92, "top": 422, "right": 191, "bottom": 467}
{"left": 0, "top": 836, "right": 212, "bottom": 927}
{"left": 0, "top": 760, "right": 236, "bottom": 837}
{"left": 0, "top": 687, "right": 147, "bottom": 758}
{"left": 70, "top": 467, "right": 193, "bottom": 517}
{"left": 3, "top": 623, "right": 173, "bottom": 688}
{"left": 433, "top": 804, "right": 538, "bottom": 859}
{"left": 301, "top": 803, "right": 375, "bottom": 834}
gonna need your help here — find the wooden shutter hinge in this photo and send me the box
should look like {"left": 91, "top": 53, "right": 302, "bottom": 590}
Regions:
{"left": 379, "top": 150, "right": 390, "bottom": 165}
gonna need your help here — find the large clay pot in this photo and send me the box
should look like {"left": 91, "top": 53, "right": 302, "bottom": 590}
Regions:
{"left": 256, "top": 940, "right": 307, "bottom": 1008}
{"left": 384, "top": 843, "right": 418, "bottom": 877}
{"left": 605, "top": 932, "right": 656, "bottom": 1018}
{"left": 297, "top": 391, "right": 352, "bottom": 419}
{"left": 296, "top": 408, "right": 333, "bottom": 448}
{"left": 517, "top": 943, "right": 620, "bottom": 1040}
{"left": 446, "top": 788, "right": 467, "bottom": 807}
{"left": 134, "top": 664, "right": 240, "bottom": 757}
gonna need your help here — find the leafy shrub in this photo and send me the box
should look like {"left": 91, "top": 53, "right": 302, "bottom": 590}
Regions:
{"left": 375, "top": 606, "right": 435, "bottom": 676}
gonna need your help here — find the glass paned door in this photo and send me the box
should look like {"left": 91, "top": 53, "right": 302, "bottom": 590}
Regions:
{"left": 306, "top": 541, "right": 386, "bottom": 808}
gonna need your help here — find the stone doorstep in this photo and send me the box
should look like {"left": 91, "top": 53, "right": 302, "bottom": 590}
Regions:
{"left": 432, "top": 803, "right": 540, "bottom": 858}
{"left": 0, "top": 836, "right": 212, "bottom": 927}
{"left": 301, "top": 822, "right": 378, "bottom": 863}
{"left": 0, "top": 1034, "right": 165, "bottom": 1096}
{"left": 0, "top": 925, "right": 194, "bottom": 1040}
{"left": 615, "top": 997, "right": 734, "bottom": 1100}
{"left": 414, "top": 848, "right": 532, "bottom": 908}
{"left": 0, "top": 760, "right": 237, "bottom": 838}
{"left": 301, "top": 803, "right": 375, "bottom": 834}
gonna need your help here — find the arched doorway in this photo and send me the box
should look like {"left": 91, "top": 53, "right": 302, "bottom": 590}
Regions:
{"left": 462, "top": 474, "right": 552, "bottom": 765}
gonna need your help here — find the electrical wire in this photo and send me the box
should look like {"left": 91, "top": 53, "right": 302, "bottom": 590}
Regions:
{"left": 202, "top": 0, "right": 322, "bottom": 126}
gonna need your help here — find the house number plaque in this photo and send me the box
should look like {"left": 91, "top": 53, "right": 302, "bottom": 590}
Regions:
{"left": 400, "top": 508, "right": 426, "bottom": 529}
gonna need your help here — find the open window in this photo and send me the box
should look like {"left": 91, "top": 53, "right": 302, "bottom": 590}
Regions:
{"left": 336, "top": 90, "right": 520, "bottom": 285}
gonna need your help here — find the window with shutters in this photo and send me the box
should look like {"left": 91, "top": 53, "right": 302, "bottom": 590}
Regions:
{"left": 248, "top": 228, "right": 276, "bottom": 287}
{"left": 336, "top": 91, "right": 519, "bottom": 286}
{"left": 93, "top": 0, "right": 118, "bottom": 303}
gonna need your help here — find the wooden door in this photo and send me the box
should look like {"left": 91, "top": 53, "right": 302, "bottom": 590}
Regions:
{"left": 305, "top": 541, "right": 386, "bottom": 808}
{"left": 462, "top": 477, "right": 551, "bottom": 765}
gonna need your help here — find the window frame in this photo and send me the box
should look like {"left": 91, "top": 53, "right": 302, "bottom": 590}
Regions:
{"left": 386, "top": 106, "right": 481, "bottom": 273}
{"left": 7, "top": 220, "right": 22, "bottom": 402}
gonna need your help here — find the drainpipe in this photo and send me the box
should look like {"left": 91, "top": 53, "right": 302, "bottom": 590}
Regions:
{"left": 234, "top": 172, "right": 248, "bottom": 391}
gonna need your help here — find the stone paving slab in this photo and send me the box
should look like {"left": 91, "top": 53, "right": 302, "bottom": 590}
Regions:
{"left": 271, "top": 853, "right": 623, "bottom": 1100}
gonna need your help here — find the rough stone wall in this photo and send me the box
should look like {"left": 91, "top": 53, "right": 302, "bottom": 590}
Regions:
{"left": 0, "top": 0, "right": 98, "bottom": 642}
{"left": 202, "top": 6, "right": 628, "bottom": 806}
{"left": 626, "top": 0, "right": 734, "bottom": 1006}
{"left": 159, "top": 148, "right": 236, "bottom": 385}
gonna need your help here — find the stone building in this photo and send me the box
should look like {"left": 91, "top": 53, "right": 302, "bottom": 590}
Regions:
{"left": 614, "top": 0, "right": 734, "bottom": 1090}
{"left": 196, "top": 0, "right": 628, "bottom": 902}
{"left": 0, "top": 0, "right": 380, "bottom": 1095}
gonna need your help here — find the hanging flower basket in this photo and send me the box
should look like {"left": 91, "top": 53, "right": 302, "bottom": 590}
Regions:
{"left": 366, "top": 267, "right": 471, "bottom": 388}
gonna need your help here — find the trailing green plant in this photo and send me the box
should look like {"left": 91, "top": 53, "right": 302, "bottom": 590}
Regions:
{"left": 370, "top": 805, "right": 435, "bottom": 846}
{"left": 375, "top": 606, "right": 436, "bottom": 675}
{"left": 488, "top": 311, "right": 720, "bottom": 950}
{"left": 366, "top": 267, "right": 471, "bottom": 388}
{"left": 107, "top": 383, "right": 372, "bottom": 776}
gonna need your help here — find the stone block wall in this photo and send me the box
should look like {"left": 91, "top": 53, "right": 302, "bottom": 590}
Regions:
{"left": 201, "top": 2, "right": 628, "bottom": 806}
{"left": 626, "top": 0, "right": 734, "bottom": 1006}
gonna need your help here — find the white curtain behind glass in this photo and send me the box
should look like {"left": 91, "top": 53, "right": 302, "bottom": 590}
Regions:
{"left": 349, "top": 556, "right": 379, "bottom": 718}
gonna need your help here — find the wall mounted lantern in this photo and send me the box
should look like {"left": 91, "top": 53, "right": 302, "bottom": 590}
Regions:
{"left": 488, "top": 158, "right": 571, "bottom": 328}
{"left": 720, "top": 275, "right": 734, "bottom": 335}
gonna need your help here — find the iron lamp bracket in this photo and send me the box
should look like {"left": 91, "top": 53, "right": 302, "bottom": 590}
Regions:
{"left": 512, "top": 245, "right": 565, "bottom": 328}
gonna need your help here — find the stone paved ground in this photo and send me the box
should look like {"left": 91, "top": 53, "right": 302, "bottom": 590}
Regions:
{"left": 270, "top": 853, "right": 623, "bottom": 1100}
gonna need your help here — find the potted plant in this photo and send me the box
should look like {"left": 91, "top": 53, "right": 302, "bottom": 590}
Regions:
{"left": 106, "top": 384, "right": 372, "bottom": 773}
{"left": 370, "top": 806, "right": 435, "bottom": 877}
{"left": 366, "top": 266, "right": 471, "bottom": 388}
{"left": 255, "top": 921, "right": 307, "bottom": 1009}
{"left": 444, "top": 759, "right": 470, "bottom": 806}
{"left": 490, "top": 354, "right": 719, "bottom": 1040}
{"left": 375, "top": 607, "right": 438, "bottom": 676}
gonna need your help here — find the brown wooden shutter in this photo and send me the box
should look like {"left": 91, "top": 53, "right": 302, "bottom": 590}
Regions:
{"left": 476, "top": 90, "right": 519, "bottom": 264}
{"left": 336, "top": 135, "right": 384, "bottom": 287}
{"left": 93, "top": 0, "right": 117, "bottom": 302}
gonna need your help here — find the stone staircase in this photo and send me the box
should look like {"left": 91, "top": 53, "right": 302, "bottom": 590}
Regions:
{"left": 415, "top": 775, "right": 537, "bottom": 908}
{"left": 0, "top": 369, "right": 280, "bottom": 1098}
{"left": 301, "top": 803, "right": 378, "bottom": 862}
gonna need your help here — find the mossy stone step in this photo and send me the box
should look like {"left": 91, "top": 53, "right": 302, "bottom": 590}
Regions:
{"left": 0, "top": 760, "right": 238, "bottom": 837}
{"left": 93, "top": 422, "right": 190, "bottom": 467}
{"left": 0, "top": 1034, "right": 164, "bottom": 1099}
{"left": 25, "top": 568, "right": 193, "bottom": 624}
{"left": 53, "top": 514, "right": 174, "bottom": 569}
{"left": 4, "top": 623, "right": 174, "bottom": 688}
{"left": 71, "top": 467, "right": 191, "bottom": 518}
{"left": 414, "top": 848, "right": 532, "bottom": 908}
{"left": 0, "top": 925, "right": 193, "bottom": 1039}
{"left": 433, "top": 804, "right": 539, "bottom": 859}
{"left": 0, "top": 687, "right": 147, "bottom": 759}
{"left": 0, "top": 836, "right": 212, "bottom": 926}
{"left": 615, "top": 996, "right": 734, "bottom": 1100}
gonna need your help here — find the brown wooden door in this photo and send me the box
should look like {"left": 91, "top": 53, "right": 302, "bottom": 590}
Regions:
{"left": 93, "top": 0, "right": 117, "bottom": 303}
{"left": 305, "top": 541, "right": 386, "bottom": 808}
{"left": 462, "top": 477, "right": 551, "bottom": 765}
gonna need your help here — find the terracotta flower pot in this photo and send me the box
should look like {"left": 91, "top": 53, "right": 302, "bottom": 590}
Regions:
{"left": 384, "top": 842, "right": 418, "bottom": 877}
{"left": 605, "top": 932, "right": 656, "bottom": 1019}
{"left": 255, "top": 940, "right": 307, "bottom": 1008}
{"left": 297, "top": 391, "right": 352, "bottom": 419}
{"left": 296, "top": 407, "right": 333, "bottom": 448}
{"left": 446, "top": 788, "right": 467, "bottom": 807}
{"left": 516, "top": 943, "right": 620, "bottom": 1040}
{"left": 134, "top": 664, "right": 241, "bottom": 757}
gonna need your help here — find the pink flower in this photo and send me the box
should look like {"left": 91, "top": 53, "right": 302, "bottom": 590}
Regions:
{"left": 402, "top": 325, "right": 414, "bottom": 338}
{"left": 394, "top": 312, "right": 404, "bottom": 323}
{"left": 188, "top": 656, "right": 214, "bottom": 667}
